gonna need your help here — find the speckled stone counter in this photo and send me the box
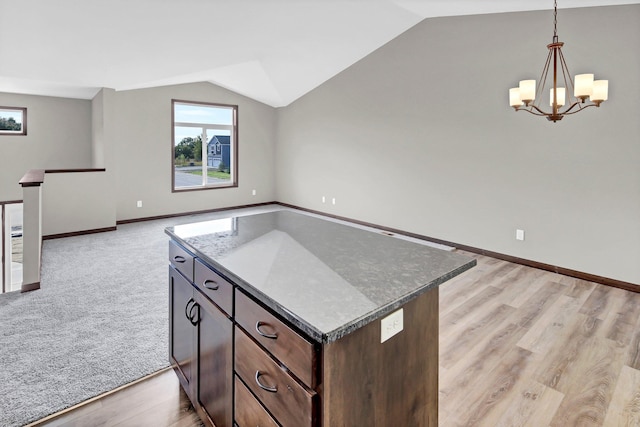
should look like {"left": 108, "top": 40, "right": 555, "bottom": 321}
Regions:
{"left": 166, "top": 210, "right": 475, "bottom": 344}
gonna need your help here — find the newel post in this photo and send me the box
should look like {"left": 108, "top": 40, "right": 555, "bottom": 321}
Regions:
{"left": 19, "top": 169, "right": 44, "bottom": 292}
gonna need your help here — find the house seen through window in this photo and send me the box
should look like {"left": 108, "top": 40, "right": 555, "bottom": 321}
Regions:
{"left": 172, "top": 100, "right": 237, "bottom": 191}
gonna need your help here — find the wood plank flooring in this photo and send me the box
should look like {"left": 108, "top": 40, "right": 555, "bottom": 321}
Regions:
{"left": 29, "top": 368, "right": 203, "bottom": 427}
{"left": 33, "top": 252, "right": 640, "bottom": 426}
{"left": 440, "top": 251, "right": 640, "bottom": 427}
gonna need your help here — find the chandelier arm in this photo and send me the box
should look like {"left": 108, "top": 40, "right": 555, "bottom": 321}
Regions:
{"left": 557, "top": 48, "right": 577, "bottom": 103}
{"left": 516, "top": 101, "right": 599, "bottom": 118}
{"left": 557, "top": 101, "right": 582, "bottom": 115}
{"left": 536, "top": 50, "right": 554, "bottom": 107}
{"left": 516, "top": 108, "right": 550, "bottom": 117}
{"left": 514, "top": 106, "right": 548, "bottom": 116}
{"left": 562, "top": 103, "right": 599, "bottom": 115}
{"left": 525, "top": 104, "right": 553, "bottom": 116}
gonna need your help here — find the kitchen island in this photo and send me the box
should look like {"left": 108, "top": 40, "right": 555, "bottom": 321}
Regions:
{"left": 166, "top": 210, "right": 475, "bottom": 427}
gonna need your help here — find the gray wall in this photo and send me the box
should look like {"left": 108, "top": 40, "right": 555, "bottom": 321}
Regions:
{"left": 2, "top": 6, "right": 637, "bottom": 285}
{"left": 42, "top": 171, "right": 115, "bottom": 235}
{"left": 2, "top": 82, "right": 277, "bottom": 231}
{"left": 0, "top": 92, "right": 92, "bottom": 200}
{"left": 276, "top": 5, "right": 640, "bottom": 285}
{"left": 112, "top": 82, "right": 277, "bottom": 221}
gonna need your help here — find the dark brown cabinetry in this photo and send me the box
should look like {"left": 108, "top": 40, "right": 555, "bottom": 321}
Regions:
{"left": 193, "top": 290, "right": 233, "bottom": 426}
{"left": 169, "top": 241, "right": 233, "bottom": 427}
{"left": 234, "top": 375, "right": 279, "bottom": 427}
{"left": 234, "top": 289, "right": 318, "bottom": 427}
{"left": 169, "top": 239, "right": 440, "bottom": 427}
{"left": 235, "top": 290, "right": 317, "bottom": 388}
{"left": 168, "top": 265, "right": 195, "bottom": 389}
{"left": 235, "top": 322, "right": 317, "bottom": 427}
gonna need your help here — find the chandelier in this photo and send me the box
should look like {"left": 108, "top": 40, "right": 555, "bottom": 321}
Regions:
{"left": 508, "top": 0, "right": 608, "bottom": 122}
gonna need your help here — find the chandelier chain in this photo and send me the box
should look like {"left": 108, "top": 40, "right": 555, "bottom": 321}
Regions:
{"left": 553, "top": 0, "right": 558, "bottom": 38}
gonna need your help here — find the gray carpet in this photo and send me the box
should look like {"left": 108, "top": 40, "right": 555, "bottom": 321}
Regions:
{"left": 0, "top": 206, "right": 280, "bottom": 427}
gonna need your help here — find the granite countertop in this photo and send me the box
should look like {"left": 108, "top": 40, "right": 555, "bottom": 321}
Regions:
{"left": 166, "top": 210, "right": 476, "bottom": 343}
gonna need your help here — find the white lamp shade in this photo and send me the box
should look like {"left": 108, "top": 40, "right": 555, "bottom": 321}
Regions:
{"left": 591, "top": 80, "right": 608, "bottom": 102}
{"left": 549, "top": 87, "right": 566, "bottom": 107}
{"left": 509, "top": 88, "right": 523, "bottom": 107}
{"left": 574, "top": 74, "right": 594, "bottom": 97}
{"left": 519, "top": 80, "right": 536, "bottom": 101}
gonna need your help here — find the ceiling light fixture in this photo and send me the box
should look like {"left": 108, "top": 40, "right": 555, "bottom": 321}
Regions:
{"left": 508, "top": 0, "right": 608, "bottom": 122}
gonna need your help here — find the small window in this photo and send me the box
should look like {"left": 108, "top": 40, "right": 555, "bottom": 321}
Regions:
{"left": 0, "top": 107, "right": 27, "bottom": 135}
{"left": 172, "top": 100, "right": 238, "bottom": 191}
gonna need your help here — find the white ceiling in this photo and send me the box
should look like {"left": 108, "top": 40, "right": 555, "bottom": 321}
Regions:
{"left": 0, "top": 0, "right": 638, "bottom": 107}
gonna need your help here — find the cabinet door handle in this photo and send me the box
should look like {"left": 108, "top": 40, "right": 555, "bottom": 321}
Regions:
{"left": 255, "top": 321, "right": 278, "bottom": 339}
{"left": 255, "top": 371, "right": 278, "bottom": 393}
{"left": 203, "top": 279, "right": 219, "bottom": 291}
{"left": 188, "top": 302, "right": 200, "bottom": 326}
{"left": 173, "top": 255, "right": 186, "bottom": 263}
{"left": 185, "top": 298, "right": 195, "bottom": 321}
{"left": 184, "top": 298, "right": 199, "bottom": 326}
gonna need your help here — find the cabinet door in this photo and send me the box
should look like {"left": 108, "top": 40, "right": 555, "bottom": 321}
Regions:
{"left": 195, "top": 290, "right": 233, "bottom": 427}
{"left": 169, "top": 265, "right": 195, "bottom": 394}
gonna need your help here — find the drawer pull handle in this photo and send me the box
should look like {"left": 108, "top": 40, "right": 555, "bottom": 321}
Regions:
{"left": 255, "top": 321, "right": 278, "bottom": 339}
{"left": 255, "top": 371, "right": 278, "bottom": 393}
{"left": 173, "top": 255, "right": 186, "bottom": 263}
{"left": 203, "top": 279, "right": 219, "bottom": 291}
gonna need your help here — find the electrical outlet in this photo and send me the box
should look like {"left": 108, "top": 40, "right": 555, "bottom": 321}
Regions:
{"left": 136, "top": 200, "right": 142, "bottom": 208}
{"left": 332, "top": 197, "right": 336, "bottom": 205}
{"left": 252, "top": 189, "right": 256, "bottom": 196}
{"left": 322, "top": 196, "right": 326, "bottom": 203}
{"left": 380, "top": 309, "right": 403, "bottom": 343}
{"left": 516, "top": 229, "right": 525, "bottom": 241}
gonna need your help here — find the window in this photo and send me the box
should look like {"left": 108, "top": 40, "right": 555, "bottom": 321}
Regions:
{"left": 0, "top": 107, "right": 27, "bottom": 136}
{"left": 172, "top": 100, "right": 238, "bottom": 191}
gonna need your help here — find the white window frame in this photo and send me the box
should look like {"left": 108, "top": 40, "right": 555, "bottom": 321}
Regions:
{"left": 0, "top": 107, "right": 27, "bottom": 136}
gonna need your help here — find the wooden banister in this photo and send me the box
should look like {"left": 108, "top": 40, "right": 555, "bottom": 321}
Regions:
{"left": 19, "top": 169, "right": 45, "bottom": 187}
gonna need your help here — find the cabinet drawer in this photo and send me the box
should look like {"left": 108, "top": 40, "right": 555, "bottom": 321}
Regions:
{"left": 169, "top": 240, "right": 194, "bottom": 282}
{"left": 234, "top": 375, "right": 278, "bottom": 427}
{"left": 194, "top": 258, "right": 233, "bottom": 316}
{"left": 235, "top": 328, "right": 315, "bottom": 427}
{"left": 235, "top": 290, "right": 317, "bottom": 388}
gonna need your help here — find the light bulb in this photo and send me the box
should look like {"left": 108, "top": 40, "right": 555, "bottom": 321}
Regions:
{"left": 549, "top": 87, "right": 565, "bottom": 107}
{"left": 509, "top": 88, "right": 523, "bottom": 107}
{"left": 591, "top": 80, "right": 608, "bottom": 102}
{"left": 519, "top": 80, "right": 536, "bottom": 103}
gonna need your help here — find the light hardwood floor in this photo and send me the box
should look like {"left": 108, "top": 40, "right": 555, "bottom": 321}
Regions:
{"left": 440, "top": 251, "right": 640, "bottom": 426}
{"left": 30, "top": 368, "right": 203, "bottom": 427}
{"left": 34, "top": 252, "right": 640, "bottom": 426}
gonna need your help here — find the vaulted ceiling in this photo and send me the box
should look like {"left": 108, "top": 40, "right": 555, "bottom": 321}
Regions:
{"left": 0, "top": 0, "right": 637, "bottom": 107}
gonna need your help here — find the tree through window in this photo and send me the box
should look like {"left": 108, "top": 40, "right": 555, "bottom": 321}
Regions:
{"left": 0, "top": 107, "right": 27, "bottom": 136}
{"left": 172, "top": 100, "right": 238, "bottom": 191}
